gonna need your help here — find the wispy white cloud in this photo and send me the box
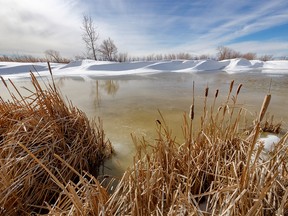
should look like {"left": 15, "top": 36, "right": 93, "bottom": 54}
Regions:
{"left": 0, "top": 0, "right": 287, "bottom": 58}
{"left": 0, "top": 0, "right": 84, "bottom": 56}
{"left": 166, "top": 0, "right": 288, "bottom": 56}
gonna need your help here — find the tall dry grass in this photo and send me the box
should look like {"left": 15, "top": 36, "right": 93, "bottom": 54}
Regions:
{"left": 0, "top": 68, "right": 287, "bottom": 215}
{"left": 0, "top": 67, "right": 112, "bottom": 215}
{"left": 48, "top": 80, "right": 287, "bottom": 215}
{"left": 105, "top": 81, "right": 288, "bottom": 215}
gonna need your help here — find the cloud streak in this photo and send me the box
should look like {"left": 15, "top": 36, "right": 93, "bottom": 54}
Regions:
{"left": 0, "top": 0, "right": 287, "bottom": 58}
{"left": 0, "top": 0, "right": 84, "bottom": 56}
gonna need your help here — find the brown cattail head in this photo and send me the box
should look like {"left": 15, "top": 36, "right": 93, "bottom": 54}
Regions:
{"left": 205, "top": 87, "right": 209, "bottom": 97}
{"left": 229, "top": 80, "right": 234, "bottom": 93}
{"left": 236, "top": 84, "right": 243, "bottom": 95}
{"left": 189, "top": 105, "right": 194, "bottom": 120}
{"left": 215, "top": 89, "right": 219, "bottom": 98}
{"left": 1, "top": 76, "right": 8, "bottom": 88}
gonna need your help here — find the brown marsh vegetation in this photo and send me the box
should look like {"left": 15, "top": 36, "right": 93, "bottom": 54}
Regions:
{"left": 0, "top": 66, "right": 112, "bottom": 215}
{"left": 0, "top": 67, "right": 287, "bottom": 215}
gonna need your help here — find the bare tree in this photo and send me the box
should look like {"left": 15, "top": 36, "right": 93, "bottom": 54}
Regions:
{"left": 259, "top": 54, "right": 273, "bottom": 61}
{"left": 117, "top": 52, "right": 128, "bottom": 62}
{"left": 217, "top": 46, "right": 231, "bottom": 60}
{"left": 217, "top": 46, "right": 241, "bottom": 60}
{"left": 44, "top": 49, "right": 62, "bottom": 62}
{"left": 279, "top": 56, "right": 288, "bottom": 60}
{"left": 98, "top": 38, "right": 118, "bottom": 61}
{"left": 177, "top": 52, "right": 192, "bottom": 60}
{"left": 82, "top": 15, "right": 99, "bottom": 60}
{"left": 242, "top": 52, "right": 257, "bottom": 60}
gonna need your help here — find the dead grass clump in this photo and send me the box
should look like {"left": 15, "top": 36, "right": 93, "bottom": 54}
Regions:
{"left": 1, "top": 73, "right": 286, "bottom": 215}
{"left": 105, "top": 81, "right": 288, "bottom": 215}
{"left": 46, "top": 169, "right": 110, "bottom": 215}
{"left": 0, "top": 71, "right": 112, "bottom": 215}
{"left": 261, "top": 116, "right": 282, "bottom": 134}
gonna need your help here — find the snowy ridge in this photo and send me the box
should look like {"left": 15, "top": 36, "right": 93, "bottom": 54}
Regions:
{"left": 0, "top": 58, "right": 288, "bottom": 79}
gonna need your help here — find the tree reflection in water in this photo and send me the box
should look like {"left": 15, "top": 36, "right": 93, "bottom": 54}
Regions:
{"left": 101, "top": 80, "right": 119, "bottom": 96}
{"left": 94, "top": 80, "right": 120, "bottom": 107}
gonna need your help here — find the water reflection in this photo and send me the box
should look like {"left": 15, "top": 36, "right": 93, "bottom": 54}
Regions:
{"left": 101, "top": 80, "right": 120, "bottom": 96}
{"left": 53, "top": 77, "right": 121, "bottom": 108}
{"left": 56, "top": 76, "right": 86, "bottom": 88}
{"left": 92, "top": 80, "right": 120, "bottom": 107}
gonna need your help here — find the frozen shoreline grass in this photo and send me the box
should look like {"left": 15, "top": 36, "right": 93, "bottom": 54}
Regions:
{"left": 0, "top": 68, "right": 112, "bottom": 215}
{"left": 105, "top": 81, "right": 288, "bottom": 215}
{"left": 0, "top": 67, "right": 287, "bottom": 215}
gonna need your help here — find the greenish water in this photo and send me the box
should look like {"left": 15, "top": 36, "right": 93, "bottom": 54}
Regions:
{"left": 1, "top": 71, "right": 288, "bottom": 176}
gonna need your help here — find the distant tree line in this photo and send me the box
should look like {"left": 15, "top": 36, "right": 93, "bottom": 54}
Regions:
{"left": 216, "top": 46, "right": 275, "bottom": 61}
{"left": 2, "top": 49, "right": 287, "bottom": 63}
{"left": 0, "top": 52, "right": 70, "bottom": 63}
{"left": 0, "top": 55, "right": 46, "bottom": 63}
{"left": 122, "top": 53, "right": 213, "bottom": 62}
{"left": 44, "top": 50, "right": 70, "bottom": 63}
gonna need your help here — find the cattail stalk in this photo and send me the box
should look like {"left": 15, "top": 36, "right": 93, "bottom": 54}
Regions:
{"left": 259, "top": 94, "right": 271, "bottom": 122}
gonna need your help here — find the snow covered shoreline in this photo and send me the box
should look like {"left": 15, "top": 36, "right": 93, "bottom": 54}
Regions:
{"left": 0, "top": 58, "right": 288, "bottom": 79}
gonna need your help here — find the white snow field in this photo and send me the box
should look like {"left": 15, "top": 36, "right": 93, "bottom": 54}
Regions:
{"left": 0, "top": 58, "right": 288, "bottom": 79}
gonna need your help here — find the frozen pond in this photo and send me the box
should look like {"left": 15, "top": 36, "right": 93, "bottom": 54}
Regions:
{"left": 1, "top": 71, "right": 288, "bottom": 176}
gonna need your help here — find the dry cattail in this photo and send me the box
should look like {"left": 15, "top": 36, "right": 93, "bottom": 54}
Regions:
{"left": 236, "top": 83, "right": 243, "bottom": 95}
{"left": 189, "top": 104, "right": 194, "bottom": 120}
{"left": 229, "top": 80, "right": 234, "bottom": 93}
{"left": 0, "top": 76, "right": 7, "bottom": 88}
{"left": 215, "top": 89, "right": 219, "bottom": 98}
{"left": 1, "top": 74, "right": 285, "bottom": 215}
{"left": 0, "top": 72, "right": 112, "bottom": 215}
{"left": 205, "top": 87, "right": 209, "bottom": 97}
{"left": 259, "top": 94, "right": 271, "bottom": 122}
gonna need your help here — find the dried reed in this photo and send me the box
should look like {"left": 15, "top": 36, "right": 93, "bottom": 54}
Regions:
{"left": 0, "top": 71, "right": 112, "bottom": 215}
{"left": 1, "top": 70, "right": 287, "bottom": 215}
{"left": 105, "top": 80, "right": 288, "bottom": 215}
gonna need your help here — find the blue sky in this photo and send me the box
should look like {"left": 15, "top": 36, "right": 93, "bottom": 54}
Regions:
{"left": 0, "top": 0, "right": 287, "bottom": 58}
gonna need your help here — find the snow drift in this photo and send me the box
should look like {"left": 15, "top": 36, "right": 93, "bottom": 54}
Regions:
{"left": 0, "top": 58, "right": 288, "bottom": 79}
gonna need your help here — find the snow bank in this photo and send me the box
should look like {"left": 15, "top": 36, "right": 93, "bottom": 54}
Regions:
{"left": 258, "top": 134, "right": 280, "bottom": 152}
{"left": 193, "top": 59, "right": 229, "bottom": 71}
{"left": 0, "top": 62, "right": 47, "bottom": 75}
{"left": 262, "top": 61, "right": 288, "bottom": 74}
{"left": 0, "top": 59, "right": 288, "bottom": 79}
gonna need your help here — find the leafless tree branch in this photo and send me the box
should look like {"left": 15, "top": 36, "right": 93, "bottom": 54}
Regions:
{"left": 81, "top": 15, "right": 99, "bottom": 60}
